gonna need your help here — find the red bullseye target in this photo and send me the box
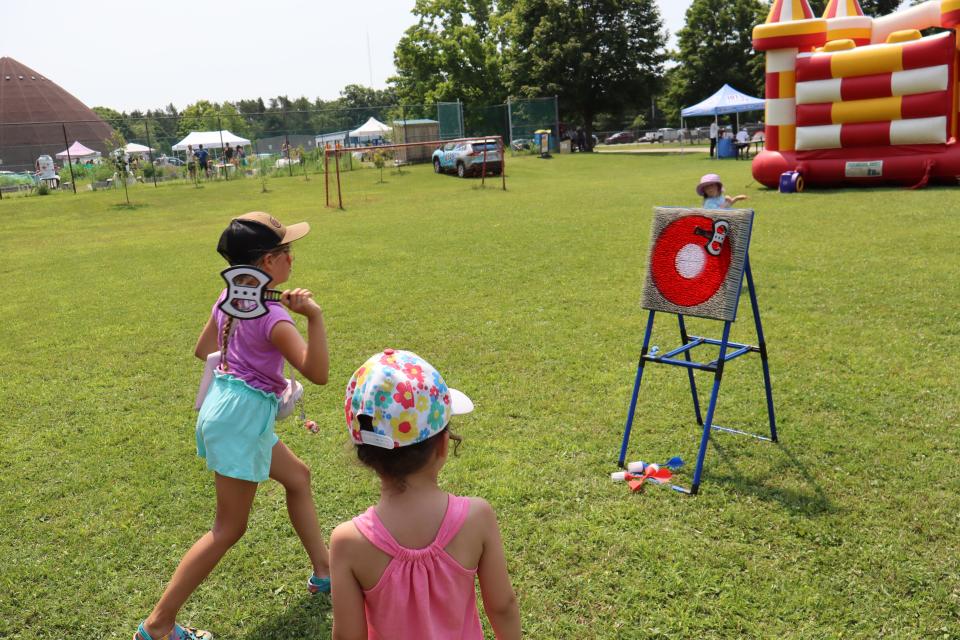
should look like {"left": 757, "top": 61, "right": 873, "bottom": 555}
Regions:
{"left": 650, "top": 216, "right": 732, "bottom": 307}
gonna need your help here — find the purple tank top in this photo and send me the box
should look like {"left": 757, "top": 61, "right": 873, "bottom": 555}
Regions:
{"left": 212, "top": 290, "right": 292, "bottom": 396}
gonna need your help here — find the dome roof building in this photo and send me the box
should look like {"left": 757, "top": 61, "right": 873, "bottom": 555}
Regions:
{"left": 0, "top": 57, "right": 114, "bottom": 171}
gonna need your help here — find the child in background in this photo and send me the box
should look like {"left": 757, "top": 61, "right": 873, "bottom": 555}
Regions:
{"left": 697, "top": 173, "right": 748, "bottom": 209}
{"left": 330, "top": 350, "right": 521, "bottom": 640}
{"left": 134, "top": 212, "right": 331, "bottom": 640}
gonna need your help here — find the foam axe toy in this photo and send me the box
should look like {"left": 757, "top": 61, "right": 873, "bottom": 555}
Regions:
{"left": 218, "top": 265, "right": 283, "bottom": 320}
{"left": 611, "top": 457, "right": 688, "bottom": 494}
{"left": 693, "top": 219, "right": 729, "bottom": 256}
{"left": 611, "top": 465, "right": 674, "bottom": 492}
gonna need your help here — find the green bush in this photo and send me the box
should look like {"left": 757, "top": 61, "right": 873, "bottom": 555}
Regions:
{"left": 0, "top": 173, "right": 35, "bottom": 188}
{"left": 59, "top": 163, "right": 84, "bottom": 179}
{"left": 36, "top": 182, "right": 50, "bottom": 196}
{"left": 91, "top": 163, "right": 115, "bottom": 182}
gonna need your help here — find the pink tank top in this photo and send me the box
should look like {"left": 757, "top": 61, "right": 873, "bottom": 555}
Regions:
{"left": 352, "top": 494, "right": 483, "bottom": 640}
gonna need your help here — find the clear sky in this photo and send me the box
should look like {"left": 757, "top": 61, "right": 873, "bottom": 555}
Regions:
{"left": 3, "top": 0, "right": 694, "bottom": 112}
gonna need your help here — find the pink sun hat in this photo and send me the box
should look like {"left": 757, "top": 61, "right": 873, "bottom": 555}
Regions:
{"left": 696, "top": 173, "right": 724, "bottom": 197}
{"left": 344, "top": 349, "right": 474, "bottom": 449}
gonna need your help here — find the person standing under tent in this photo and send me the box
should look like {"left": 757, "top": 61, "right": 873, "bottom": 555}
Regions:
{"left": 196, "top": 144, "right": 209, "bottom": 178}
{"left": 709, "top": 120, "right": 718, "bottom": 158}
{"left": 735, "top": 128, "right": 750, "bottom": 159}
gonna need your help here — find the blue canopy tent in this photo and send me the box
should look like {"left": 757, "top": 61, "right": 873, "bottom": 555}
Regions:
{"left": 680, "top": 83, "right": 765, "bottom": 129}
{"left": 681, "top": 84, "right": 765, "bottom": 158}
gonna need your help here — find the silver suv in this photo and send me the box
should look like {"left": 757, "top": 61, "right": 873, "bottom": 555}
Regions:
{"left": 432, "top": 139, "right": 502, "bottom": 177}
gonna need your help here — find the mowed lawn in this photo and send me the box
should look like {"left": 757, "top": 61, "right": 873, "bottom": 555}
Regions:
{"left": 1, "top": 152, "right": 957, "bottom": 639}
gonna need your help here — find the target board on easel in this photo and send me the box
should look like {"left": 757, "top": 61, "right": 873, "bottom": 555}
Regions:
{"left": 619, "top": 206, "right": 776, "bottom": 495}
{"left": 641, "top": 207, "right": 753, "bottom": 322}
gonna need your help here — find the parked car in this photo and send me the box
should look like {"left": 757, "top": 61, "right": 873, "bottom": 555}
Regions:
{"left": 604, "top": 131, "right": 636, "bottom": 145}
{"left": 657, "top": 128, "right": 680, "bottom": 142}
{"left": 433, "top": 139, "right": 502, "bottom": 177}
{"left": 154, "top": 155, "right": 185, "bottom": 167}
{"left": 511, "top": 138, "right": 534, "bottom": 151}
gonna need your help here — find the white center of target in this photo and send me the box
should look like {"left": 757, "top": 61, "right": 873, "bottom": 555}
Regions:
{"left": 675, "top": 243, "right": 706, "bottom": 279}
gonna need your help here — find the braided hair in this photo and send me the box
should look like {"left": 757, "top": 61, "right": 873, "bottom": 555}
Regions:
{"left": 220, "top": 315, "right": 235, "bottom": 372}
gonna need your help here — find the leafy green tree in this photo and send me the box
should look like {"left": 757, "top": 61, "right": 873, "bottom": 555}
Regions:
{"left": 177, "top": 101, "right": 248, "bottom": 138}
{"left": 660, "top": 0, "right": 766, "bottom": 125}
{"left": 392, "top": 0, "right": 507, "bottom": 108}
{"left": 92, "top": 106, "right": 132, "bottom": 140}
{"left": 806, "top": 0, "right": 903, "bottom": 16}
{"left": 503, "top": 0, "right": 667, "bottom": 146}
{"left": 337, "top": 85, "right": 400, "bottom": 128}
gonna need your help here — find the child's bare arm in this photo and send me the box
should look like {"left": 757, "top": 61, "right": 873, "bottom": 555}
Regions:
{"left": 194, "top": 315, "right": 219, "bottom": 360}
{"left": 475, "top": 499, "right": 521, "bottom": 639}
{"left": 727, "top": 194, "right": 749, "bottom": 205}
{"left": 271, "top": 288, "right": 329, "bottom": 384}
{"left": 330, "top": 523, "right": 368, "bottom": 640}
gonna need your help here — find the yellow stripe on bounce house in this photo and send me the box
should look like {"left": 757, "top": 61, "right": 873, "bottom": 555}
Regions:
{"left": 830, "top": 42, "right": 904, "bottom": 77}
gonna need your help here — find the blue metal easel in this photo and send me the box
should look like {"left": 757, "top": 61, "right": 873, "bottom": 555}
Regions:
{"left": 617, "top": 256, "right": 777, "bottom": 495}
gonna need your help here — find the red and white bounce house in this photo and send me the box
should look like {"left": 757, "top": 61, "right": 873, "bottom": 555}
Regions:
{"left": 753, "top": 0, "right": 960, "bottom": 188}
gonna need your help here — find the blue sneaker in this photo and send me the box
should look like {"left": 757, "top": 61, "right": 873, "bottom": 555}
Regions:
{"left": 307, "top": 573, "right": 331, "bottom": 594}
{"left": 134, "top": 621, "right": 212, "bottom": 640}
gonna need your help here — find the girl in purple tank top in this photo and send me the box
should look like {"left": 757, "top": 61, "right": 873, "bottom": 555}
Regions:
{"left": 330, "top": 350, "right": 521, "bottom": 640}
{"left": 133, "top": 213, "right": 332, "bottom": 640}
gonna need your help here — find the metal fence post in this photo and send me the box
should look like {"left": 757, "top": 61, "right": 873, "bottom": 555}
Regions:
{"left": 217, "top": 116, "right": 228, "bottom": 181}
{"left": 144, "top": 117, "right": 158, "bottom": 187}
{"left": 506, "top": 97, "right": 513, "bottom": 149}
{"left": 554, "top": 95, "right": 560, "bottom": 152}
{"left": 61, "top": 123, "right": 77, "bottom": 194}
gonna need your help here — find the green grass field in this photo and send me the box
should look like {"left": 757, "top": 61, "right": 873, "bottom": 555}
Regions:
{"left": 1, "top": 153, "right": 958, "bottom": 639}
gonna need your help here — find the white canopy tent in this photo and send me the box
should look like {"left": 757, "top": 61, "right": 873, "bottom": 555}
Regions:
{"left": 55, "top": 140, "right": 100, "bottom": 160}
{"left": 349, "top": 117, "right": 391, "bottom": 141}
{"left": 171, "top": 130, "right": 251, "bottom": 151}
{"left": 123, "top": 142, "right": 155, "bottom": 156}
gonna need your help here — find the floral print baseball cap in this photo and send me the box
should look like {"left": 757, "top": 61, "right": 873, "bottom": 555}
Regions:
{"left": 345, "top": 349, "right": 474, "bottom": 449}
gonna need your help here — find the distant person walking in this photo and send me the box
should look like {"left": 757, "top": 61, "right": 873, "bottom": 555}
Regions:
{"left": 709, "top": 120, "right": 718, "bottom": 159}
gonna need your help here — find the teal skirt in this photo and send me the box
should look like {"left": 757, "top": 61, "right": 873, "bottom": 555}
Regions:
{"left": 196, "top": 372, "right": 280, "bottom": 482}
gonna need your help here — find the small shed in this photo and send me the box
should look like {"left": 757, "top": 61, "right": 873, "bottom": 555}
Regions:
{"left": 393, "top": 119, "right": 439, "bottom": 163}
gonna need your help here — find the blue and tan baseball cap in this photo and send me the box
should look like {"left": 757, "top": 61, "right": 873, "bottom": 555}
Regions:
{"left": 217, "top": 212, "right": 310, "bottom": 265}
{"left": 344, "top": 349, "right": 474, "bottom": 449}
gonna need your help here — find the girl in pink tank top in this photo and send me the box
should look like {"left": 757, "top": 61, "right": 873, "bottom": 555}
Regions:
{"left": 330, "top": 350, "right": 521, "bottom": 640}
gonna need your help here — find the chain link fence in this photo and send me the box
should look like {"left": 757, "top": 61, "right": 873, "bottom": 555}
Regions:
{"left": 0, "top": 97, "right": 561, "bottom": 196}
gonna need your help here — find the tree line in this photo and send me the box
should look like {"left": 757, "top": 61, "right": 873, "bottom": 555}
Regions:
{"left": 94, "top": 0, "right": 914, "bottom": 147}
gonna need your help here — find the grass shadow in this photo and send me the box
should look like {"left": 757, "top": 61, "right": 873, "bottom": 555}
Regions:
{"left": 109, "top": 203, "right": 150, "bottom": 211}
{"left": 239, "top": 594, "right": 332, "bottom": 640}
{"left": 705, "top": 438, "right": 837, "bottom": 516}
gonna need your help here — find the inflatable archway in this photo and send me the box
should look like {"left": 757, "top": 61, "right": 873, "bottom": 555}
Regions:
{"left": 753, "top": 0, "right": 960, "bottom": 188}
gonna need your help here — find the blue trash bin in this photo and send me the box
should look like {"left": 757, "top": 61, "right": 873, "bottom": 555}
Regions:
{"left": 718, "top": 138, "right": 736, "bottom": 159}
